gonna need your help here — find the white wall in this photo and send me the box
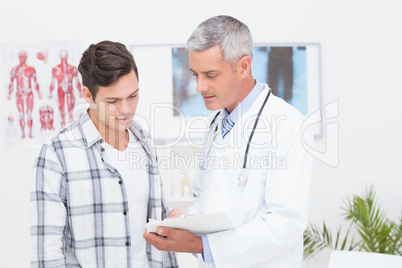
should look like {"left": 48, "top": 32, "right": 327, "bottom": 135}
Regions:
{"left": 1, "top": 0, "right": 402, "bottom": 267}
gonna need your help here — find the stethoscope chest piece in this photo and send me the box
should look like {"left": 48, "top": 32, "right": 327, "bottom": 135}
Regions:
{"left": 238, "top": 172, "right": 247, "bottom": 187}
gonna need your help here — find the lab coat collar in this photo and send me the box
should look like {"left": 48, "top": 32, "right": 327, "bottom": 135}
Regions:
{"left": 218, "top": 84, "right": 272, "bottom": 144}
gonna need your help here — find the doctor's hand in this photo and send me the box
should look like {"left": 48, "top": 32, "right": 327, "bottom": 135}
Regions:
{"left": 143, "top": 227, "right": 203, "bottom": 253}
{"left": 168, "top": 209, "right": 184, "bottom": 218}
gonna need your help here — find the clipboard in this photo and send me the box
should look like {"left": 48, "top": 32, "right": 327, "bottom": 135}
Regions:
{"left": 145, "top": 212, "right": 234, "bottom": 236}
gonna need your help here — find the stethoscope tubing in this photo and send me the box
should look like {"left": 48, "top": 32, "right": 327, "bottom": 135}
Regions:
{"left": 242, "top": 90, "right": 271, "bottom": 169}
{"left": 202, "top": 89, "right": 271, "bottom": 186}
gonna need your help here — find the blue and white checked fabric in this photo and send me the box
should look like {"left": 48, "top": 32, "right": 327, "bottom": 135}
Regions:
{"left": 30, "top": 112, "right": 178, "bottom": 268}
{"left": 221, "top": 115, "right": 235, "bottom": 139}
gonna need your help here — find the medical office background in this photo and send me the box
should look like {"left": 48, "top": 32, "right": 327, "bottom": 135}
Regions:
{"left": 1, "top": 0, "right": 401, "bottom": 267}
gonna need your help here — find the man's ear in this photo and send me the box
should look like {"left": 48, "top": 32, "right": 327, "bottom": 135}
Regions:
{"left": 82, "top": 86, "right": 97, "bottom": 109}
{"left": 82, "top": 86, "right": 94, "bottom": 104}
{"left": 237, "top": 56, "right": 252, "bottom": 79}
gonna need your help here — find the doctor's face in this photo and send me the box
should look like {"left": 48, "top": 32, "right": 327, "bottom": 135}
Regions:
{"left": 189, "top": 46, "right": 245, "bottom": 113}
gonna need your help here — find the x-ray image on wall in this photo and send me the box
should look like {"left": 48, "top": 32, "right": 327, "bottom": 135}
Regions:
{"left": 172, "top": 47, "right": 210, "bottom": 117}
{"left": 172, "top": 45, "right": 308, "bottom": 117}
{"left": 253, "top": 46, "right": 307, "bottom": 114}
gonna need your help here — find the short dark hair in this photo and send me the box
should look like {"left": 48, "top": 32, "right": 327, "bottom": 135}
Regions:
{"left": 78, "top": 40, "right": 138, "bottom": 100}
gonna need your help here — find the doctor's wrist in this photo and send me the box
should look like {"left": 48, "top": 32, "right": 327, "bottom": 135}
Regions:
{"left": 191, "top": 236, "right": 203, "bottom": 253}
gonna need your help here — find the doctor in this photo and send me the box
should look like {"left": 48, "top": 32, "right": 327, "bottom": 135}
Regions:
{"left": 143, "top": 15, "right": 314, "bottom": 267}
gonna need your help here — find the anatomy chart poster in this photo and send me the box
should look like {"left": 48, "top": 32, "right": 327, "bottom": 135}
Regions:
{"left": 1, "top": 42, "right": 87, "bottom": 150}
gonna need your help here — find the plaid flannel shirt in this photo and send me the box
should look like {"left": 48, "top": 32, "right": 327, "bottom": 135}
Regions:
{"left": 30, "top": 112, "right": 178, "bottom": 268}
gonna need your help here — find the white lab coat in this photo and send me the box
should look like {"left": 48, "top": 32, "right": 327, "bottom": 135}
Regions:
{"left": 188, "top": 85, "right": 314, "bottom": 268}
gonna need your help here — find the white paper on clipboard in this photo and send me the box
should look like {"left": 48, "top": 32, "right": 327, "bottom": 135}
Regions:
{"left": 145, "top": 212, "right": 234, "bottom": 236}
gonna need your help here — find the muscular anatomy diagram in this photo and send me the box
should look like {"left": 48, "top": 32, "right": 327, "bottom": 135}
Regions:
{"left": 39, "top": 105, "right": 54, "bottom": 131}
{"left": 8, "top": 51, "right": 43, "bottom": 139}
{"left": 49, "top": 49, "right": 82, "bottom": 127}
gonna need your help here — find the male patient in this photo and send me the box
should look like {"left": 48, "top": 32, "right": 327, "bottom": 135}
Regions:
{"left": 31, "top": 40, "right": 177, "bottom": 268}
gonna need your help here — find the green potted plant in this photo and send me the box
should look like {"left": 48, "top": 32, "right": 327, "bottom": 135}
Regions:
{"left": 303, "top": 185, "right": 402, "bottom": 260}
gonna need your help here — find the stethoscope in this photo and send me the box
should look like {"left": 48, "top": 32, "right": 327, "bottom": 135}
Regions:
{"left": 201, "top": 90, "right": 271, "bottom": 187}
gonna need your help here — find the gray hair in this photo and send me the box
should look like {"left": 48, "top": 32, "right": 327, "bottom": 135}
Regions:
{"left": 187, "top": 15, "right": 253, "bottom": 68}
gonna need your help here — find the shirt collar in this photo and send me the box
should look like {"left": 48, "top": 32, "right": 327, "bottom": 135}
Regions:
{"left": 79, "top": 111, "right": 103, "bottom": 148}
{"left": 79, "top": 110, "right": 151, "bottom": 155}
{"left": 223, "top": 80, "right": 265, "bottom": 124}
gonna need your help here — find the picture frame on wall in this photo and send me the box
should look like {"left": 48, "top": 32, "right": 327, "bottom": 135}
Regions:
{"left": 130, "top": 43, "right": 322, "bottom": 145}
{"left": 1, "top": 41, "right": 86, "bottom": 150}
